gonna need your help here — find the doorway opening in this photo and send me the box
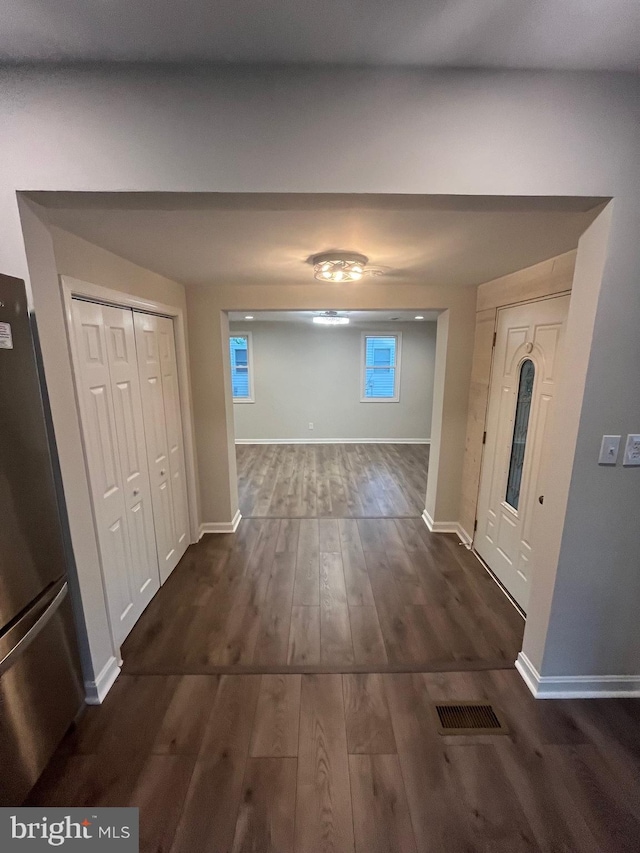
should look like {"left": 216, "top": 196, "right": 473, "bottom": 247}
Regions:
{"left": 18, "top": 191, "right": 605, "bottom": 685}
{"left": 227, "top": 309, "right": 436, "bottom": 520}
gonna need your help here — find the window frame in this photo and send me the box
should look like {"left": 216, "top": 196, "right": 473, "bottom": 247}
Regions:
{"left": 229, "top": 331, "right": 255, "bottom": 403}
{"left": 360, "top": 331, "right": 402, "bottom": 403}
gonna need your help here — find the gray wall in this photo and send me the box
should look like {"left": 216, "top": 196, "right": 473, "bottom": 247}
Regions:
{"left": 230, "top": 321, "right": 436, "bottom": 441}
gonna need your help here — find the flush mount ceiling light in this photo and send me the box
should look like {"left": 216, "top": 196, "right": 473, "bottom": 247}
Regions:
{"left": 312, "top": 252, "right": 369, "bottom": 283}
{"left": 313, "top": 311, "right": 350, "bottom": 326}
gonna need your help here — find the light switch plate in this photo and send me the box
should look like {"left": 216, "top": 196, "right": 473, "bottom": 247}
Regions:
{"left": 598, "top": 435, "right": 621, "bottom": 465}
{"left": 623, "top": 434, "right": 640, "bottom": 466}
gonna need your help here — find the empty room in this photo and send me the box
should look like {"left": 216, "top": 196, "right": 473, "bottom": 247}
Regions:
{"left": 1, "top": 6, "right": 640, "bottom": 853}
{"left": 232, "top": 311, "right": 436, "bottom": 519}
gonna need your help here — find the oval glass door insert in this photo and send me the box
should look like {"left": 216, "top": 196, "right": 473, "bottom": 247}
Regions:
{"left": 505, "top": 358, "right": 535, "bottom": 511}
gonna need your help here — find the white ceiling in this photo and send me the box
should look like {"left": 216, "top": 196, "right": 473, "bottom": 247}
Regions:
{"left": 36, "top": 192, "right": 602, "bottom": 290}
{"left": 2, "top": 1, "right": 639, "bottom": 70}
{"left": 229, "top": 310, "right": 440, "bottom": 325}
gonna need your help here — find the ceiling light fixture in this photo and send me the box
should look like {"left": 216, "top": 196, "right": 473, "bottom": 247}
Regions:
{"left": 245, "top": 315, "right": 254, "bottom": 320}
{"left": 312, "top": 252, "right": 369, "bottom": 283}
{"left": 414, "top": 315, "right": 424, "bottom": 320}
{"left": 313, "top": 311, "right": 350, "bottom": 326}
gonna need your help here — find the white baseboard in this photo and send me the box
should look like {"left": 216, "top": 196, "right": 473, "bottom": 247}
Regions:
{"left": 456, "top": 525, "right": 473, "bottom": 548}
{"left": 235, "top": 438, "right": 431, "bottom": 445}
{"left": 84, "top": 655, "right": 121, "bottom": 705}
{"left": 516, "top": 652, "right": 640, "bottom": 699}
{"left": 421, "top": 510, "right": 471, "bottom": 546}
{"left": 199, "top": 509, "right": 242, "bottom": 537}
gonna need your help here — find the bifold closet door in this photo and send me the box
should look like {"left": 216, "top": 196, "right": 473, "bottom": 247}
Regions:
{"left": 133, "top": 312, "right": 189, "bottom": 582}
{"left": 71, "top": 300, "right": 160, "bottom": 645}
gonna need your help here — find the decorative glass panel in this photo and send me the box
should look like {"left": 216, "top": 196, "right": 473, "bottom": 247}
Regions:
{"left": 505, "top": 359, "right": 535, "bottom": 510}
{"left": 230, "top": 335, "right": 251, "bottom": 399}
{"left": 364, "top": 335, "right": 398, "bottom": 399}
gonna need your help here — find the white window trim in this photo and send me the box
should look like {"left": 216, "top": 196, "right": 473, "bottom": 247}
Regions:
{"left": 230, "top": 331, "right": 255, "bottom": 403}
{"left": 360, "top": 331, "right": 402, "bottom": 403}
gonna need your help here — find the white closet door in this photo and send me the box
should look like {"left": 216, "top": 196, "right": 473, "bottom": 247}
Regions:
{"left": 156, "top": 315, "right": 189, "bottom": 557}
{"left": 71, "top": 299, "right": 138, "bottom": 644}
{"left": 102, "top": 305, "right": 160, "bottom": 609}
{"left": 133, "top": 312, "right": 188, "bottom": 581}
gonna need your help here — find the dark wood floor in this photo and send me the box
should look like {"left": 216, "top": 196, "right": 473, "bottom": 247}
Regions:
{"left": 122, "top": 517, "right": 524, "bottom": 673}
{"left": 28, "top": 449, "right": 640, "bottom": 850}
{"left": 29, "top": 668, "right": 640, "bottom": 852}
{"left": 236, "top": 443, "right": 429, "bottom": 518}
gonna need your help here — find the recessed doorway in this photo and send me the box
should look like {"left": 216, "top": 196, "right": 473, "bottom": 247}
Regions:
{"left": 228, "top": 309, "right": 436, "bottom": 520}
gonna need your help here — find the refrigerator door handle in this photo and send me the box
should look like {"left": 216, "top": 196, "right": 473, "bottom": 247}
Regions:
{"left": 0, "top": 581, "right": 68, "bottom": 678}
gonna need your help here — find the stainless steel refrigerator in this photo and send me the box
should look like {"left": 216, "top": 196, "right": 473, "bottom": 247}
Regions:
{"left": 0, "top": 273, "right": 84, "bottom": 805}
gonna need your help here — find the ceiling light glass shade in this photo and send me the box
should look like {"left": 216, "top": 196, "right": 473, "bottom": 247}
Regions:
{"left": 312, "top": 252, "right": 369, "bottom": 283}
{"left": 313, "top": 315, "right": 350, "bottom": 325}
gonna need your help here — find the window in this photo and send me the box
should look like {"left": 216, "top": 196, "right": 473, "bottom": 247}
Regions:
{"left": 505, "top": 359, "right": 535, "bottom": 510}
{"left": 361, "top": 333, "right": 401, "bottom": 401}
{"left": 230, "top": 333, "right": 254, "bottom": 402}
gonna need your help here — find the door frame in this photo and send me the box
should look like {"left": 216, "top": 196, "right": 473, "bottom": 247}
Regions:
{"left": 60, "top": 276, "right": 200, "bottom": 555}
{"left": 471, "top": 291, "right": 572, "bottom": 610}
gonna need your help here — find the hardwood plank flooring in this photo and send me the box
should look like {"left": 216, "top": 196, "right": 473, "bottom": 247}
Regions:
{"left": 293, "top": 518, "right": 320, "bottom": 605}
{"left": 253, "top": 551, "right": 296, "bottom": 665}
{"left": 29, "top": 670, "right": 640, "bottom": 852}
{"left": 237, "top": 443, "right": 429, "bottom": 518}
{"left": 349, "top": 605, "right": 387, "bottom": 665}
{"left": 250, "top": 674, "right": 301, "bottom": 758}
{"left": 294, "top": 674, "right": 354, "bottom": 853}
{"left": 343, "top": 673, "right": 396, "bottom": 754}
{"left": 287, "top": 606, "right": 321, "bottom": 665}
{"left": 169, "top": 675, "right": 261, "bottom": 853}
{"left": 231, "top": 757, "right": 297, "bottom": 853}
{"left": 131, "top": 755, "right": 196, "bottom": 853}
{"left": 123, "top": 517, "right": 524, "bottom": 673}
{"left": 349, "top": 754, "right": 417, "bottom": 853}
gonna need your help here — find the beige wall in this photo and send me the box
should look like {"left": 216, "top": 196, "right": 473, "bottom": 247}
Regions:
{"left": 229, "top": 320, "right": 437, "bottom": 442}
{"left": 459, "top": 250, "right": 577, "bottom": 539}
{"left": 52, "top": 226, "right": 187, "bottom": 310}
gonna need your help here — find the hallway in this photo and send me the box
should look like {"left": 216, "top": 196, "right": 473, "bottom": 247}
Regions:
{"left": 121, "top": 516, "right": 524, "bottom": 673}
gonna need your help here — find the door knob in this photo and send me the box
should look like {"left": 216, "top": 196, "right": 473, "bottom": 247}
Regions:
{"left": 133, "top": 488, "right": 140, "bottom": 496}
{"left": 160, "top": 469, "right": 166, "bottom": 476}
{"left": 538, "top": 495, "right": 544, "bottom": 505}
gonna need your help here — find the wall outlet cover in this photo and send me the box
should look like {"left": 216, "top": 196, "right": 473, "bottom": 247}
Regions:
{"left": 623, "top": 434, "right": 640, "bottom": 466}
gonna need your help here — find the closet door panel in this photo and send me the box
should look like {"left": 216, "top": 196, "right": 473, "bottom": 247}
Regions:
{"left": 102, "top": 305, "right": 160, "bottom": 605}
{"left": 133, "top": 312, "right": 178, "bottom": 582}
{"left": 128, "top": 500, "right": 156, "bottom": 597}
{"left": 71, "top": 299, "right": 137, "bottom": 644}
{"left": 157, "top": 316, "right": 189, "bottom": 557}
